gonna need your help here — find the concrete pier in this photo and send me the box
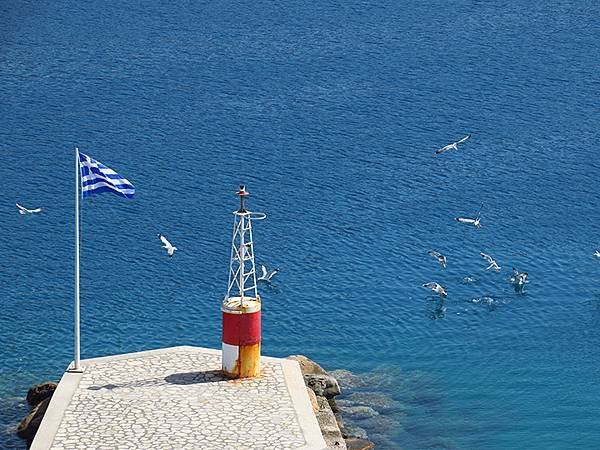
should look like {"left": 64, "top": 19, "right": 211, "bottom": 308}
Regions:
{"left": 31, "top": 346, "right": 327, "bottom": 449}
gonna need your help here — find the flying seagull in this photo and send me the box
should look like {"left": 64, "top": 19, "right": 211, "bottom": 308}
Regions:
{"left": 480, "top": 252, "right": 501, "bottom": 271}
{"left": 456, "top": 216, "right": 481, "bottom": 229}
{"left": 435, "top": 134, "right": 471, "bottom": 155}
{"left": 456, "top": 203, "right": 482, "bottom": 229}
{"left": 594, "top": 250, "right": 600, "bottom": 258}
{"left": 427, "top": 250, "right": 447, "bottom": 269}
{"left": 422, "top": 282, "right": 447, "bottom": 298}
{"left": 511, "top": 267, "right": 529, "bottom": 286}
{"left": 16, "top": 203, "right": 43, "bottom": 214}
{"left": 257, "top": 264, "right": 279, "bottom": 282}
{"left": 158, "top": 234, "right": 178, "bottom": 257}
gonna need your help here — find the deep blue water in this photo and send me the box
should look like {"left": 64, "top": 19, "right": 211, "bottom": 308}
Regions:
{"left": 1, "top": 1, "right": 599, "bottom": 448}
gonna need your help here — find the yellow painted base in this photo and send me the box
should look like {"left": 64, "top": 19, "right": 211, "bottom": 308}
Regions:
{"left": 222, "top": 343, "right": 261, "bottom": 379}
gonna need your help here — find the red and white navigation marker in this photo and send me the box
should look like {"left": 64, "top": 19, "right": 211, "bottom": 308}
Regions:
{"left": 222, "top": 186, "right": 266, "bottom": 378}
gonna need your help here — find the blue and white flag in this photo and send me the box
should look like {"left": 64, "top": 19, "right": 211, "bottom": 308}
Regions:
{"left": 78, "top": 152, "right": 135, "bottom": 199}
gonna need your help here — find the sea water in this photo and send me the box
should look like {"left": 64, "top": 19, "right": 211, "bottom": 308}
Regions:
{"left": 1, "top": 1, "right": 599, "bottom": 448}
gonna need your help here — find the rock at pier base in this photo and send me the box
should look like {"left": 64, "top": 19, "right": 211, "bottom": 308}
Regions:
{"left": 26, "top": 381, "right": 56, "bottom": 407}
{"left": 287, "top": 355, "right": 375, "bottom": 449}
{"left": 16, "top": 396, "right": 51, "bottom": 445}
{"left": 306, "top": 387, "right": 320, "bottom": 413}
{"left": 16, "top": 381, "right": 58, "bottom": 447}
{"left": 288, "top": 355, "right": 341, "bottom": 398}
{"left": 305, "top": 373, "right": 341, "bottom": 398}
{"left": 345, "top": 437, "right": 376, "bottom": 450}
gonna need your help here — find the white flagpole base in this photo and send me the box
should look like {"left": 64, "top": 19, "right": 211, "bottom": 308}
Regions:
{"left": 67, "top": 362, "right": 84, "bottom": 373}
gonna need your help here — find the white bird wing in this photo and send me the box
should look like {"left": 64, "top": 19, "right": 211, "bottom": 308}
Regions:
{"left": 456, "top": 217, "right": 475, "bottom": 224}
{"left": 480, "top": 252, "right": 493, "bottom": 263}
{"left": 486, "top": 261, "right": 500, "bottom": 271}
{"left": 435, "top": 144, "right": 453, "bottom": 154}
{"left": 159, "top": 235, "right": 172, "bottom": 248}
{"left": 260, "top": 265, "right": 268, "bottom": 279}
{"left": 30, "top": 208, "right": 43, "bottom": 213}
{"left": 16, "top": 203, "right": 33, "bottom": 213}
{"left": 456, "top": 134, "right": 471, "bottom": 145}
{"left": 428, "top": 250, "right": 441, "bottom": 258}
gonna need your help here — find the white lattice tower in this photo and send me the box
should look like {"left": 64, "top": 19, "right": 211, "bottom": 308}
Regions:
{"left": 224, "top": 185, "right": 264, "bottom": 307}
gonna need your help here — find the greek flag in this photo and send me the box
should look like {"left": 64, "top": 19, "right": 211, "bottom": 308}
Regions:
{"left": 78, "top": 152, "right": 135, "bottom": 199}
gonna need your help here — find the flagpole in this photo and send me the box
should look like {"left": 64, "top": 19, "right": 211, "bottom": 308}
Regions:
{"left": 72, "top": 147, "right": 82, "bottom": 372}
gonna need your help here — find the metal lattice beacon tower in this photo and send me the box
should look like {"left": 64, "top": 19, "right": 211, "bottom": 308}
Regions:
{"left": 222, "top": 186, "right": 266, "bottom": 378}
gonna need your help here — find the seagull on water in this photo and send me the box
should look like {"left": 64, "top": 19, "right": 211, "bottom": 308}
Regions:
{"left": 257, "top": 265, "right": 279, "bottom": 282}
{"left": 16, "top": 203, "right": 43, "bottom": 214}
{"left": 455, "top": 203, "right": 482, "bottom": 229}
{"left": 427, "top": 250, "right": 447, "bottom": 269}
{"left": 511, "top": 267, "right": 529, "bottom": 286}
{"left": 435, "top": 134, "right": 471, "bottom": 155}
{"left": 158, "top": 234, "right": 178, "bottom": 257}
{"left": 480, "top": 252, "right": 501, "bottom": 271}
{"left": 422, "top": 282, "right": 447, "bottom": 298}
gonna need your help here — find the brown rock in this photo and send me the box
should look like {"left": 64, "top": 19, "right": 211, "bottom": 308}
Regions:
{"left": 345, "top": 437, "right": 375, "bottom": 450}
{"left": 288, "top": 355, "right": 341, "bottom": 399}
{"left": 16, "top": 397, "right": 51, "bottom": 444}
{"left": 287, "top": 355, "right": 329, "bottom": 376}
{"left": 26, "top": 381, "right": 57, "bottom": 407}
{"left": 329, "top": 397, "right": 340, "bottom": 413}
{"left": 306, "top": 387, "right": 319, "bottom": 413}
{"left": 304, "top": 373, "right": 341, "bottom": 399}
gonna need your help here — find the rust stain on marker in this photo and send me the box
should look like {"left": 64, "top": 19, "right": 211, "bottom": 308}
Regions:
{"left": 222, "top": 343, "right": 261, "bottom": 380}
{"left": 239, "top": 343, "right": 261, "bottom": 378}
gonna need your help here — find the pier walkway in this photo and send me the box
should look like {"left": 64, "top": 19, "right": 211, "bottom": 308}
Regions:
{"left": 31, "top": 346, "right": 326, "bottom": 449}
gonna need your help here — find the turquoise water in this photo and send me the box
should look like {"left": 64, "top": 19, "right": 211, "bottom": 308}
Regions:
{"left": 1, "top": 1, "right": 599, "bottom": 448}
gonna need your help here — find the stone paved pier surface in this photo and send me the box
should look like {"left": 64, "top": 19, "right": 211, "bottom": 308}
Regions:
{"left": 31, "top": 346, "right": 327, "bottom": 449}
